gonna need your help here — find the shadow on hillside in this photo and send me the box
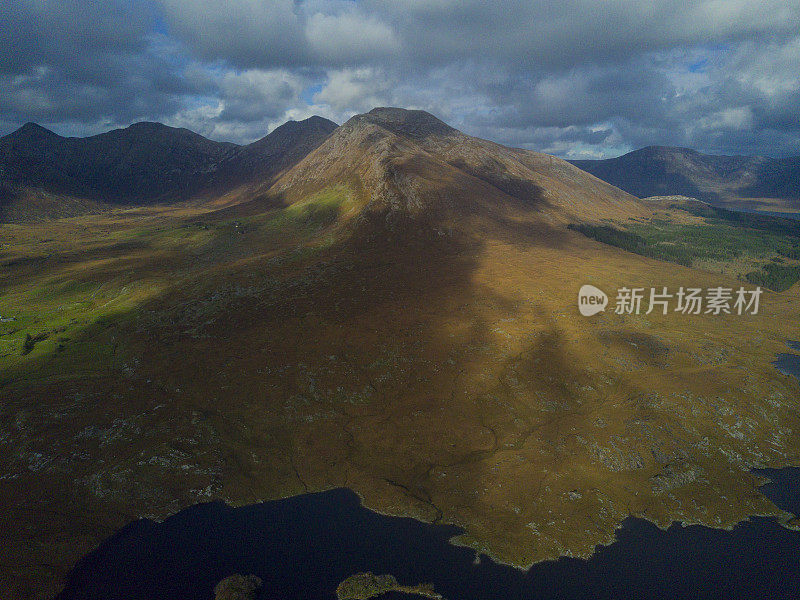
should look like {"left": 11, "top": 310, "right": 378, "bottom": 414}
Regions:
{"left": 0, "top": 184, "right": 14, "bottom": 223}
{"left": 449, "top": 158, "right": 553, "bottom": 210}
{"left": 0, "top": 193, "right": 652, "bottom": 598}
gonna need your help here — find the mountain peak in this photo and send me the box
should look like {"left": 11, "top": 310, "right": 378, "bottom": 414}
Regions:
{"left": 269, "top": 115, "right": 338, "bottom": 136}
{"left": 97, "top": 121, "right": 235, "bottom": 150}
{"left": 8, "top": 122, "right": 58, "bottom": 140}
{"left": 19, "top": 121, "right": 50, "bottom": 132}
{"left": 0, "top": 114, "right": 339, "bottom": 210}
{"left": 300, "top": 115, "right": 339, "bottom": 129}
{"left": 124, "top": 121, "right": 173, "bottom": 132}
{"left": 635, "top": 145, "right": 700, "bottom": 158}
{"left": 246, "top": 115, "right": 337, "bottom": 152}
{"left": 118, "top": 121, "right": 201, "bottom": 140}
{"left": 353, "top": 107, "right": 457, "bottom": 140}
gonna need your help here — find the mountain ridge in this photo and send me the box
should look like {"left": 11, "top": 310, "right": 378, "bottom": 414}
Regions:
{"left": 0, "top": 115, "right": 338, "bottom": 220}
{"left": 253, "top": 108, "right": 639, "bottom": 235}
{"left": 570, "top": 145, "right": 800, "bottom": 209}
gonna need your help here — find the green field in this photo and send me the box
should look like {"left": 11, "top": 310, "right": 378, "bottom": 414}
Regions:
{"left": 571, "top": 206, "right": 800, "bottom": 291}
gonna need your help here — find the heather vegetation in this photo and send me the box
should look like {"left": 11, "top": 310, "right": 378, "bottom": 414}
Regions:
{"left": 4, "top": 108, "right": 800, "bottom": 600}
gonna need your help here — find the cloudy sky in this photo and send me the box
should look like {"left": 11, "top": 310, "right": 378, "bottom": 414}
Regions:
{"left": 2, "top": 1, "right": 799, "bottom": 158}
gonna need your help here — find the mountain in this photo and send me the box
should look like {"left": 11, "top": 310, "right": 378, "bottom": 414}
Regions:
{"left": 4, "top": 108, "right": 799, "bottom": 600}
{"left": 0, "top": 121, "right": 237, "bottom": 201}
{"left": 204, "top": 116, "right": 338, "bottom": 197}
{"left": 0, "top": 116, "right": 337, "bottom": 220}
{"left": 570, "top": 146, "right": 800, "bottom": 209}
{"left": 267, "top": 107, "right": 645, "bottom": 232}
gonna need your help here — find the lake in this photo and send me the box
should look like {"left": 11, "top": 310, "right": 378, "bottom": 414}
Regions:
{"left": 773, "top": 340, "right": 800, "bottom": 384}
{"left": 53, "top": 344, "right": 800, "bottom": 600}
{"left": 56, "top": 480, "right": 800, "bottom": 600}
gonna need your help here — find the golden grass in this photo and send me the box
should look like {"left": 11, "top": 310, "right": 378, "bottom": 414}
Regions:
{"left": 1, "top": 135, "right": 799, "bottom": 598}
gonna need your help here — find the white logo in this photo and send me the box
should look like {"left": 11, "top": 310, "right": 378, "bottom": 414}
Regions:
{"left": 578, "top": 284, "right": 608, "bottom": 316}
{"left": 579, "top": 284, "right": 762, "bottom": 317}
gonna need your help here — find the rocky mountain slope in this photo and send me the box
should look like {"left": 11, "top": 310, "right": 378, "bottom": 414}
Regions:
{"left": 267, "top": 108, "right": 646, "bottom": 231}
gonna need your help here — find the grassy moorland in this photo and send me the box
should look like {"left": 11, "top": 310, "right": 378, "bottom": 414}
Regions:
{"left": 2, "top": 113, "right": 800, "bottom": 600}
{"left": 0, "top": 186, "right": 354, "bottom": 385}
{"left": 3, "top": 195, "right": 799, "bottom": 600}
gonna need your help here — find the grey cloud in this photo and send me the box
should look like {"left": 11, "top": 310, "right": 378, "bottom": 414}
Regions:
{"left": 217, "top": 69, "right": 307, "bottom": 122}
{"left": 157, "top": 0, "right": 400, "bottom": 68}
{"left": 0, "top": 48, "right": 188, "bottom": 125}
{"left": 0, "top": 1, "right": 199, "bottom": 130}
{"left": 1, "top": 0, "right": 799, "bottom": 158}
{"left": 363, "top": 0, "right": 798, "bottom": 70}
{"left": 158, "top": 0, "right": 307, "bottom": 67}
{"left": 1, "top": 0, "right": 150, "bottom": 75}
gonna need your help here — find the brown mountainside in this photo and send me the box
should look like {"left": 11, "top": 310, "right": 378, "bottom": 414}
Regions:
{"left": 267, "top": 107, "right": 647, "bottom": 231}
{"left": 2, "top": 108, "right": 799, "bottom": 599}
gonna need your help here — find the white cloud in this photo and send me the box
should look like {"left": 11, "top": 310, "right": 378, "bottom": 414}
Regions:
{"left": 731, "top": 36, "right": 800, "bottom": 97}
{"left": 313, "top": 68, "right": 396, "bottom": 113}
{"left": 305, "top": 11, "right": 400, "bottom": 63}
{"left": 699, "top": 106, "right": 754, "bottom": 131}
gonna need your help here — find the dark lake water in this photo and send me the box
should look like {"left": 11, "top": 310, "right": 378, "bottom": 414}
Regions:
{"left": 773, "top": 340, "right": 800, "bottom": 384}
{"left": 53, "top": 343, "right": 800, "bottom": 600}
{"left": 57, "top": 478, "right": 800, "bottom": 600}
{"left": 754, "top": 467, "right": 800, "bottom": 517}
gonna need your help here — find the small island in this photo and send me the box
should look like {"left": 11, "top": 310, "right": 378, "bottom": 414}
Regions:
{"left": 336, "top": 572, "right": 445, "bottom": 600}
{"left": 213, "top": 574, "right": 263, "bottom": 600}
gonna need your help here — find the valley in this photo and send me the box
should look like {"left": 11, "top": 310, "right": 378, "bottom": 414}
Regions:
{"left": 570, "top": 196, "right": 800, "bottom": 290}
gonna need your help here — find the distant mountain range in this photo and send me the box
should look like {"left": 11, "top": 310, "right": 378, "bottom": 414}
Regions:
{"left": 0, "top": 108, "right": 644, "bottom": 225}
{"left": 4, "top": 113, "right": 799, "bottom": 224}
{"left": 0, "top": 116, "right": 337, "bottom": 221}
{"left": 570, "top": 146, "right": 800, "bottom": 210}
